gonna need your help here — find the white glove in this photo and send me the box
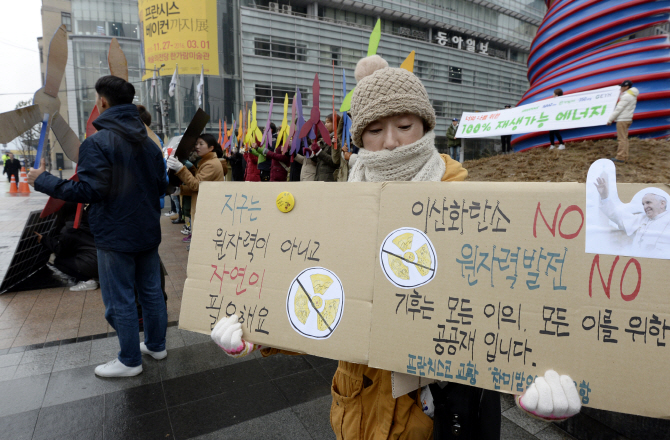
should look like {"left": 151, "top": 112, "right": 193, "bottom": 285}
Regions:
{"left": 211, "top": 314, "right": 259, "bottom": 358}
{"left": 171, "top": 186, "right": 180, "bottom": 196}
{"left": 167, "top": 156, "right": 183, "bottom": 172}
{"left": 517, "top": 370, "right": 581, "bottom": 421}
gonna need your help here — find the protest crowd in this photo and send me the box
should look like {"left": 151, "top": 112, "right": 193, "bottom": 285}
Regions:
{"left": 20, "top": 49, "right": 630, "bottom": 439}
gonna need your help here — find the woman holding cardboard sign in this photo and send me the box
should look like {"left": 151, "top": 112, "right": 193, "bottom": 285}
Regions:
{"left": 167, "top": 133, "right": 226, "bottom": 246}
{"left": 211, "top": 56, "right": 581, "bottom": 439}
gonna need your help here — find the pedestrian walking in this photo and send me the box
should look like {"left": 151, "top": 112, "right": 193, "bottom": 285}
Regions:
{"left": 607, "top": 80, "right": 639, "bottom": 163}
{"left": 446, "top": 118, "right": 461, "bottom": 161}
{"left": 3, "top": 153, "right": 20, "bottom": 183}
{"left": 549, "top": 89, "right": 566, "bottom": 150}
{"left": 501, "top": 104, "right": 512, "bottom": 154}
{"left": 209, "top": 55, "right": 582, "bottom": 439}
{"left": 28, "top": 75, "right": 168, "bottom": 377}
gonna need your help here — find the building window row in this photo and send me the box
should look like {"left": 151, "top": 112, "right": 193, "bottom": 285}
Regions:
{"left": 249, "top": 39, "right": 527, "bottom": 94}
{"left": 254, "top": 37, "right": 307, "bottom": 61}
{"left": 255, "top": 83, "right": 309, "bottom": 106}
{"left": 245, "top": 2, "right": 530, "bottom": 65}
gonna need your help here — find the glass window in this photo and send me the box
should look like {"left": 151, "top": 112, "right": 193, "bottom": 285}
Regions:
{"left": 321, "top": 45, "right": 341, "bottom": 67}
{"left": 255, "top": 83, "right": 308, "bottom": 106}
{"left": 448, "top": 66, "right": 462, "bottom": 84}
{"left": 416, "top": 60, "right": 434, "bottom": 80}
{"left": 110, "top": 22, "right": 124, "bottom": 37}
{"left": 254, "top": 38, "right": 271, "bottom": 57}
{"left": 254, "top": 37, "right": 306, "bottom": 62}
{"left": 61, "top": 12, "right": 72, "bottom": 32}
{"left": 431, "top": 100, "right": 446, "bottom": 117}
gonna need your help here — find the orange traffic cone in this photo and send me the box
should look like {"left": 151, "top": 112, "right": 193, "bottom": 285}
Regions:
{"left": 8, "top": 174, "right": 18, "bottom": 193}
{"left": 18, "top": 167, "right": 30, "bottom": 194}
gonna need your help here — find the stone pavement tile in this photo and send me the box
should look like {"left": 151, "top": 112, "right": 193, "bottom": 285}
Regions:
{"left": 88, "top": 348, "right": 120, "bottom": 366}
{"left": 258, "top": 352, "right": 314, "bottom": 379}
{"left": 582, "top": 407, "right": 670, "bottom": 440}
{"left": 157, "top": 341, "right": 250, "bottom": 381}
{"left": 165, "top": 326, "right": 185, "bottom": 350}
{"left": 45, "top": 326, "right": 79, "bottom": 343}
{"left": 179, "top": 328, "right": 211, "bottom": 346}
{"left": 0, "top": 373, "right": 50, "bottom": 418}
{"left": 291, "top": 394, "right": 337, "bottom": 440}
{"left": 0, "top": 337, "right": 15, "bottom": 350}
{"left": 163, "top": 359, "right": 269, "bottom": 408}
{"left": 501, "top": 416, "right": 541, "bottom": 440}
{"left": 11, "top": 333, "right": 48, "bottom": 348}
{"left": 32, "top": 395, "right": 103, "bottom": 440}
{"left": 169, "top": 381, "right": 289, "bottom": 439}
{"left": 0, "top": 364, "right": 18, "bottom": 382}
{"left": 104, "top": 382, "right": 167, "bottom": 423}
{"left": 20, "top": 345, "right": 58, "bottom": 364}
{"left": 273, "top": 369, "right": 332, "bottom": 406}
{"left": 536, "top": 424, "right": 578, "bottom": 440}
{"left": 0, "top": 294, "right": 16, "bottom": 316}
{"left": 0, "top": 408, "right": 39, "bottom": 440}
{"left": 0, "top": 326, "right": 20, "bottom": 340}
{"left": 14, "top": 323, "right": 51, "bottom": 344}
{"left": 57, "top": 340, "right": 91, "bottom": 354}
{"left": 104, "top": 408, "right": 172, "bottom": 440}
{"left": 316, "top": 361, "right": 339, "bottom": 384}
{"left": 52, "top": 351, "right": 90, "bottom": 373}
{"left": 0, "top": 318, "right": 25, "bottom": 330}
{"left": 503, "top": 405, "right": 551, "bottom": 435}
{"left": 0, "top": 351, "right": 24, "bottom": 368}
{"left": 13, "top": 360, "right": 54, "bottom": 379}
{"left": 76, "top": 320, "right": 108, "bottom": 338}
{"left": 41, "top": 361, "right": 161, "bottom": 408}
{"left": 555, "top": 413, "right": 629, "bottom": 440}
{"left": 500, "top": 392, "right": 516, "bottom": 412}
{"left": 192, "top": 407, "right": 313, "bottom": 440}
{"left": 0, "top": 305, "right": 33, "bottom": 323}
{"left": 91, "top": 335, "right": 119, "bottom": 352}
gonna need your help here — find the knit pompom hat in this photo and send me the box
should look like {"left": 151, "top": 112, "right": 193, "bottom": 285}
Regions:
{"left": 350, "top": 55, "right": 436, "bottom": 149}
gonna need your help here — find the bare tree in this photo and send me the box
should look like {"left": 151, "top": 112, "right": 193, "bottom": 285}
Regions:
{"left": 14, "top": 100, "right": 41, "bottom": 167}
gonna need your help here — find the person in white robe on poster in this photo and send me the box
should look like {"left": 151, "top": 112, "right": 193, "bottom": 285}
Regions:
{"left": 595, "top": 177, "right": 670, "bottom": 256}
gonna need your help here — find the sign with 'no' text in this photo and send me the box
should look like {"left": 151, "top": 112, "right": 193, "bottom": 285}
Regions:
{"left": 180, "top": 172, "right": 670, "bottom": 419}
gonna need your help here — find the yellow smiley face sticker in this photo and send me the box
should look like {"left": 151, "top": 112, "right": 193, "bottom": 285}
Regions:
{"left": 276, "top": 191, "right": 295, "bottom": 213}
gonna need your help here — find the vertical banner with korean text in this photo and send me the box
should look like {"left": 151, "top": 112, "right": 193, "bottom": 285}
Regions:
{"left": 139, "top": 0, "right": 219, "bottom": 80}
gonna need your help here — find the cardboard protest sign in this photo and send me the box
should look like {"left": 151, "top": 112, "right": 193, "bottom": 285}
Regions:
{"left": 456, "top": 86, "right": 619, "bottom": 138}
{"left": 180, "top": 178, "right": 670, "bottom": 419}
{"left": 180, "top": 182, "right": 381, "bottom": 364}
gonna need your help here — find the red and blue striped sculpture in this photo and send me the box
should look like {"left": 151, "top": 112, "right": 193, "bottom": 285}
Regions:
{"left": 513, "top": 0, "right": 670, "bottom": 151}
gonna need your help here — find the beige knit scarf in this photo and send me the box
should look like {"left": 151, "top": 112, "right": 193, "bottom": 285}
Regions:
{"left": 348, "top": 131, "right": 445, "bottom": 182}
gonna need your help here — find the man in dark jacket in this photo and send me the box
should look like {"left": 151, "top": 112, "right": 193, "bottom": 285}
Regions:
{"left": 3, "top": 153, "right": 20, "bottom": 183}
{"left": 28, "top": 76, "right": 168, "bottom": 378}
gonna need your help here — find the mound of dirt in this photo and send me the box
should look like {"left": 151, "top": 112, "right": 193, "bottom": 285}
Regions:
{"left": 464, "top": 138, "right": 670, "bottom": 184}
